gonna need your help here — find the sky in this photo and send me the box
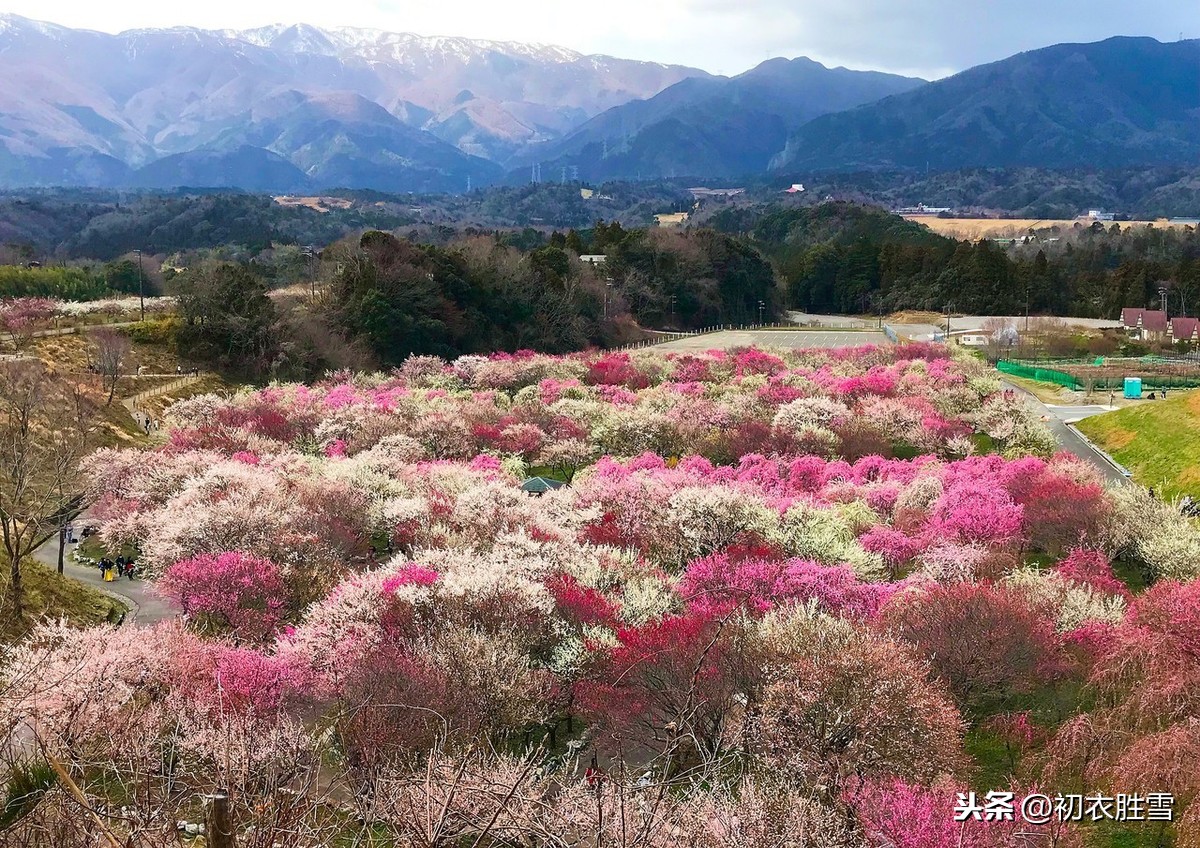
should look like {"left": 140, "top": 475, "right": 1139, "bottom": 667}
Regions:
{"left": 3, "top": 0, "right": 1197, "bottom": 78}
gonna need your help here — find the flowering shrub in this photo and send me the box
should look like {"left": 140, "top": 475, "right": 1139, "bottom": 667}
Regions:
{"left": 8, "top": 341, "right": 1178, "bottom": 842}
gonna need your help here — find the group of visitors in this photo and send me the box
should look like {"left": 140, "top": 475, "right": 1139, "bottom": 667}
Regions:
{"left": 174, "top": 365, "right": 200, "bottom": 377}
{"left": 98, "top": 555, "right": 137, "bottom": 582}
{"left": 133, "top": 410, "right": 160, "bottom": 435}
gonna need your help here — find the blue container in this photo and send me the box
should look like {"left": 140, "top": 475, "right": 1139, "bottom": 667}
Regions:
{"left": 1124, "top": 377, "right": 1143, "bottom": 399}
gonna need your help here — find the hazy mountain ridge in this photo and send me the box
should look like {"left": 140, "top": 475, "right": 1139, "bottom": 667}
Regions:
{"left": 524, "top": 57, "right": 925, "bottom": 181}
{"left": 775, "top": 37, "right": 1200, "bottom": 172}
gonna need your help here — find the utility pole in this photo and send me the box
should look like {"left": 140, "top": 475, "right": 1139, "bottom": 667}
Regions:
{"left": 135, "top": 248, "right": 145, "bottom": 322}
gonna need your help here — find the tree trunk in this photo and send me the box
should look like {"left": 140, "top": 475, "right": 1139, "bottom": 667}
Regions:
{"left": 9, "top": 554, "right": 23, "bottom": 619}
{"left": 205, "top": 792, "right": 236, "bottom": 848}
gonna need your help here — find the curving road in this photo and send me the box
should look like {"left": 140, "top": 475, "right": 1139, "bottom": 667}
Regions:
{"left": 1001, "top": 381, "right": 1130, "bottom": 486}
{"left": 32, "top": 534, "right": 178, "bottom": 627}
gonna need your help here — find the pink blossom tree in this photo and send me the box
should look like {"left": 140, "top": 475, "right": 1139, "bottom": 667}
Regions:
{"left": 159, "top": 551, "right": 289, "bottom": 641}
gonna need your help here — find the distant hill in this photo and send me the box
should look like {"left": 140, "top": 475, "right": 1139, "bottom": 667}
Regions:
{"left": 775, "top": 37, "right": 1200, "bottom": 172}
{"left": 524, "top": 58, "right": 924, "bottom": 181}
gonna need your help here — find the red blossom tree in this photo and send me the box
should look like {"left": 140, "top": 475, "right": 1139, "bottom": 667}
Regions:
{"left": 881, "top": 582, "right": 1067, "bottom": 716}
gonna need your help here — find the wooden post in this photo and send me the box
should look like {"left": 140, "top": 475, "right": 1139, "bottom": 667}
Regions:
{"left": 205, "top": 792, "right": 236, "bottom": 848}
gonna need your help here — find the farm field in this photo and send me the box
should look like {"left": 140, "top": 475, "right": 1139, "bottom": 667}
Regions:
{"left": 6, "top": 342, "right": 1200, "bottom": 846}
{"left": 903, "top": 215, "right": 1192, "bottom": 238}
{"left": 1003, "top": 355, "right": 1200, "bottom": 393}
{"left": 1077, "top": 389, "right": 1200, "bottom": 500}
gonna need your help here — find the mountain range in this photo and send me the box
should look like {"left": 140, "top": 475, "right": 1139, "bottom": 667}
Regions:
{"left": 776, "top": 37, "right": 1200, "bottom": 172}
{"left": 0, "top": 15, "right": 1197, "bottom": 192}
{"left": 519, "top": 58, "right": 924, "bottom": 181}
{"left": 0, "top": 14, "right": 701, "bottom": 191}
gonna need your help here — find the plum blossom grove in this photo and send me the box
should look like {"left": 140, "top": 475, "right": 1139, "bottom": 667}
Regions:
{"left": 3, "top": 344, "right": 1200, "bottom": 846}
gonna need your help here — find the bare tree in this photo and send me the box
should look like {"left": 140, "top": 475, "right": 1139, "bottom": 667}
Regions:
{"left": 0, "top": 361, "right": 92, "bottom": 617}
{"left": 90, "top": 327, "right": 131, "bottom": 406}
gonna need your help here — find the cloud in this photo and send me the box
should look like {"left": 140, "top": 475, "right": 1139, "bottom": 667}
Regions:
{"left": 2, "top": 0, "right": 1196, "bottom": 77}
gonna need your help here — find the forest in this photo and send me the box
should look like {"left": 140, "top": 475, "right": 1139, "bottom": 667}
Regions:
{"left": 711, "top": 202, "right": 1200, "bottom": 317}
{"left": 7, "top": 192, "right": 1200, "bottom": 381}
{"left": 162, "top": 225, "right": 780, "bottom": 379}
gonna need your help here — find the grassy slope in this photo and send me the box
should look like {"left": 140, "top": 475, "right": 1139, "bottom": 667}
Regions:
{"left": 1077, "top": 389, "right": 1200, "bottom": 499}
{"left": 0, "top": 561, "right": 126, "bottom": 639}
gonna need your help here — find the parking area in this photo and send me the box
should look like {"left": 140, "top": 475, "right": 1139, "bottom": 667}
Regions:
{"left": 655, "top": 329, "right": 893, "bottom": 351}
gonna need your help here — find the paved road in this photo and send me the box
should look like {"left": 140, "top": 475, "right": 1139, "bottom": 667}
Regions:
{"left": 1002, "top": 382, "right": 1129, "bottom": 485}
{"left": 787, "top": 312, "right": 872, "bottom": 328}
{"left": 1044, "top": 404, "right": 1118, "bottom": 423}
{"left": 888, "top": 323, "right": 945, "bottom": 341}
{"left": 32, "top": 534, "right": 178, "bottom": 628}
{"left": 948, "top": 315, "right": 1122, "bottom": 333}
{"left": 787, "top": 312, "right": 1122, "bottom": 334}
{"left": 655, "top": 329, "right": 892, "bottom": 351}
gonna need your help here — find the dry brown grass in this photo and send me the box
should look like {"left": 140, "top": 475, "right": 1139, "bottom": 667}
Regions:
{"left": 904, "top": 217, "right": 1191, "bottom": 239}
{"left": 273, "top": 195, "right": 353, "bottom": 213}
{"left": 887, "top": 310, "right": 945, "bottom": 324}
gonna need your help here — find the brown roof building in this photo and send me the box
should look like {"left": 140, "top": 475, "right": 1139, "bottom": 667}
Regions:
{"left": 1169, "top": 316, "right": 1200, "bottom": 344}
{"left": 1121, "top": 308, "right": 1169, "bottom": 338}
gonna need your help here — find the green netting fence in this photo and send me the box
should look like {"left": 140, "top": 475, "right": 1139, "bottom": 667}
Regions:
{"left": 996, "top": 360, "right": 1081, "bottom": 389}
{"left": 998, "top": 360, "right": 1200, "bottom": 391}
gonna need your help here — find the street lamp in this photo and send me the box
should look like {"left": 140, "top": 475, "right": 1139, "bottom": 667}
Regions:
{"left": 604, "top": 278, "right": 613, "bottom": 320}
{"left": 758, "top": 300, "right": 765, "bottom": 326}
{"left": 135, "top": 248, "right": 145, "bottom": 322}
{"left": 669, "top": 294, "right": 677, "bottom": 326}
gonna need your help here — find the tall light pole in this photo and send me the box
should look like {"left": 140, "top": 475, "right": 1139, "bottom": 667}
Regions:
{"left": 758, "top": 300, "right": 765, "bottom": 326}
{"left": 604, "top": 278, "right": 612, "bottom": 320}
{"left": 669, "top": 294, "right": 677, "bottom": 326}
{"left": 135, "top": 248, "right": 145, "bottom": 322}
{"left": 1024, "top": 281, "right": 1030, "bottom": 335}
{"left": 304, "top": 246, "right": 317, "bottom": 299}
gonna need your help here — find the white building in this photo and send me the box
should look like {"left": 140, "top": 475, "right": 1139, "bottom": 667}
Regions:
{"left": 896, "top": 204, "right": 953, "bottom": 216}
